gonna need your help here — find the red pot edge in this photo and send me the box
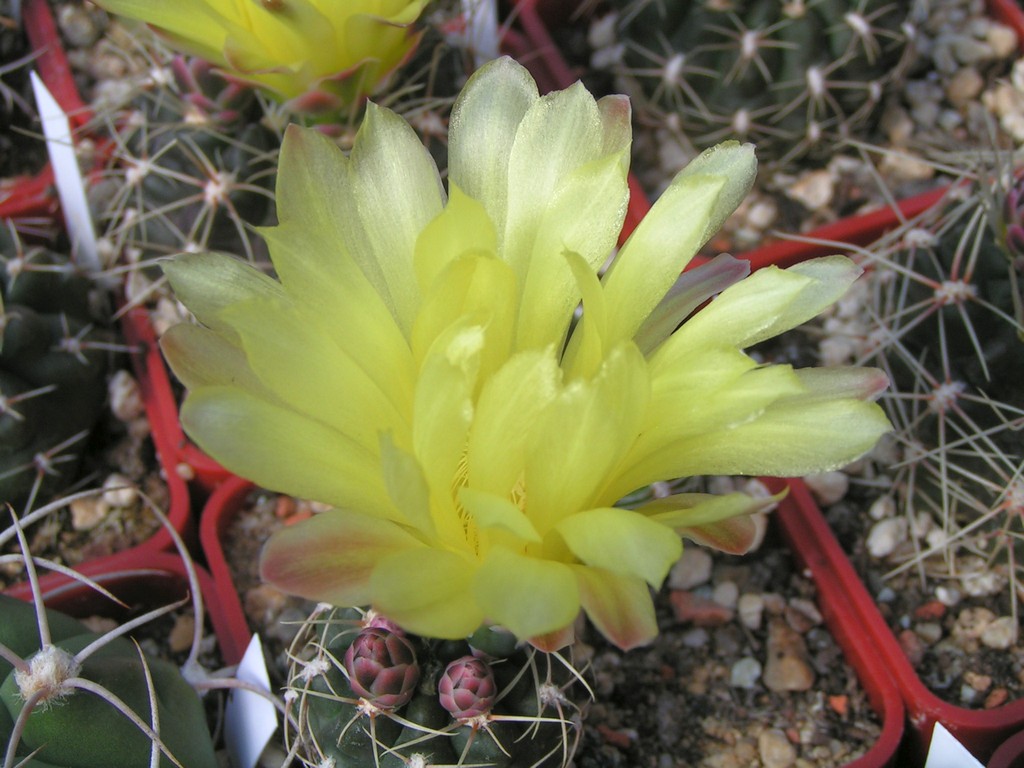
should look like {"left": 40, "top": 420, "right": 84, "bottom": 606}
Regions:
{"left": 2, "top": 549, "right": 239, "bottom": 672}
{"left": 775, "top": 478, "right": 1024, "bottom": 764}
{"left": 22, "top": 0, "right": 92, "bottom": 130}
{"left": 198, "top": 475, "right": 257, "bottom": 666}
{"left": 989, "top": 729, "right": 1024, "bottom": 768}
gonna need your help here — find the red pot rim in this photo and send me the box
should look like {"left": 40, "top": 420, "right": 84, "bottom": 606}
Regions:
{"left": 2, "top": 549, "right": 238, "bottom": 673}
{"left": 775, "top": 477, "right": 1024, "bottom": 764}
{"left": 198, "top": 475, "right": 258, "bottom": 666}
{"left": 989, "top": 729, "right": 1024, "bottom": 768}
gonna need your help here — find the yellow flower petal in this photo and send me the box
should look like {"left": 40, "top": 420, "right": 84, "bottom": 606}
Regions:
{"left": 556, "top": 507, "right": 681, "bottom": 587}
{"left": 181, "top": 387, "right": 393, "bottom": 517}
{"left": 475, "top": 547, "right": 579, "bottom": 641}
{"left": 371, "top": 549, "right": 484, "bottom": 639}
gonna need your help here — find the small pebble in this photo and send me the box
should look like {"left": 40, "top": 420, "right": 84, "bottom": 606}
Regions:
{"left": 981, "top": 616, "right": 1018, "bottom": 650}
{"left": 102, "top": 473, "right": 138, "bottom": 508}
{"left": 168, "top": 614, "right": 195, "bottom": 653}
{"left": 730, "top": 657, "right": 762, "bottom": 689}
{"left": 669, "top": 548, "right": 713, "bottom": 590}
{"left": 915, "top": 622, "right": 943, "bottom": 645}
{"left": 681, "top": 628, "right": 710, "bottom": 648}
{"left": 108, "top": 370, "right": 145, "bottom": 422}
{"left": 964, "top": 670, "right": 992, "bottom": 692}
{"left": 763, "top": 620, "right": 815, "bottom": 692}
{"left": 866, "top": 517, "right": 906, "bottom": 558}
{"left": 986, "top": 688, "right": 1010, "bottom": 709}
{"left": 670, "top": 591, "right": 734, "bottom": 626}
{"left": 713, "top": 581, "right": 739, "bottom": 610}
{"left": 70, "top": 497, "right": 109, "bottom": 531}
{"left": 737, "top": 593, "right": 765, "bottom": 630}
{"left": 758, "top": 728, "right": 797, "bottom": 768}
{"left": 784, "top": 169, "right": 833, "bottom": 211}
{"left": 869, "top": 496, "right": 895, "bottom": 521}
{"left": 899, "top": 629, "right": 926, "bottom": 668}
{"left": 945, "top": 66, "right": 983, "bottom": 107}
{"left": 914, "top": 601, "right": 947, "bottom": 621}
{"left": 803, "top": 471, "right": 849, "bottom": 506}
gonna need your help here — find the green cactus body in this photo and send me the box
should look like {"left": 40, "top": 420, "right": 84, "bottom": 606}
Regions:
{"left": 0, "top": 235, "right": 112, "bottom": 507}
{"left": 96, "top": 56, "right": 275, "bottom": 263}
{"left": 0, "top": 594, "right": 217, "bottom": 768}
{"left": 288, "top": 608, "right": 585, "bottom": 768}
{"left": 610, "top": 0, "right": 912, "bottom": 163}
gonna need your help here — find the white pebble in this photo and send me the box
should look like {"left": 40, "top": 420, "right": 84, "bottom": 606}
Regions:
{"left": 738, "top": 594, "right": 765, "bottom": 630}
{"left": 668, "top": 548, "right": 713, "bottom": 590}
{"left": 108, "top": 370, "right": 145, "bottom": 422}
{"left": 803, "top": 471, "right": 849, "bottom": 506}
{"left": 981, "top": 617, "right": 1018, "bottom": 650}
{"left": 866, "top": 518, "right": 907, "bottom": 558}
{"left": 70, "top": 497, "right": 110, "bottom": 531}
{"left": 730, "top": 657, "right": 763, "bottom": 689}
{"left": 102, "top": 473, "right": 138, "bottom": 508}
{"left": 869, "top": 496, "right": 896, "bottom": 521}
{"left": 935, "top": 586, "right": 962, "bottom": 607}
{"left": 713, "top": 581, "right": 739, "bottom": 610}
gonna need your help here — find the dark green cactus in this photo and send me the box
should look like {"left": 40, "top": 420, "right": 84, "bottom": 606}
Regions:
{"left": 606, "top": 0, "right": 913, "bottom": 164}
{"left": 0, "top": 230, "right": 112, "bottom": 508}
{"left": 287, "top": 608, "right": 585, "bottom": 768}
{"left": 94, "top": 54, "right": 276, "bottom": 264}
{"left": 0, "top": 592, "right": 217, "bottom": 768}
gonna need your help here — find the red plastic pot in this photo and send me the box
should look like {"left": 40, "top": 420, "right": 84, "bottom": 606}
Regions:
{"left": 770, "top": 478, "right": 1024, "bottom": 764}
{"left": 990, "top": 730, "right": 1024, "bottom": 768}
{"left": 197, "top": 475, "right": 257, "bottom": 666}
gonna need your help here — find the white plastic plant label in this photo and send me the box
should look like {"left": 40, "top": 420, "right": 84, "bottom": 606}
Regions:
{"left": 224, "top": 634, "right": 277, "bottom": 768}
{"left": 29, "top": 72, "right": 100, "bottom": 274}
{"left": 924, "top": 723, "right": 984, "bottom": 768}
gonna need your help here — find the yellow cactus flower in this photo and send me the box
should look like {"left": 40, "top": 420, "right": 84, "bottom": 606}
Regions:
{"left": 94, "top": 0, "right": 428, "bottom": 112}
{"left": 161, "top": 57, "right": 891, "bottom": 651}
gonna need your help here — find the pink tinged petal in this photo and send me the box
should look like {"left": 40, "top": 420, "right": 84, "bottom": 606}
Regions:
{"left": 679, "top": 518, "right": 760, "bottom": 555}
{"left": 370, "top": 548, "right": 484, "bottom": 640}
{"left": 162, "top": 252, "right": 285, "bottom": 342}
{"left": 573, "top": 566, "right": 657, "bottom": 651}
{"left": 638, "top": 492, "right": 784, "bottom": 555}
{"left": 634, "top": 254, "right": 750, "bottom": 356}
{"left": 340, "top": 102, "right": 446, "bottom": 334}
{"left": 528, "top": 624, "right": 576, "bottom": 653}
{"left": 459, "top": 487, "right": 542, "bottom": 543}
{"left": 180, "top": 386, "right": 394, "bottom": 518}
{"left": 467, "top": 349, "right": 561, "bottom": 496}
{"left": 259, "top": 509, "right": 423, "bottom": 606}
{"left": 475, "top": 547, "right": 580, "bottom": 642}
{"left": 449, "top": 57, "right": 538, "bottom": 246}
{"left": 266, "top": 127, "right": 416, "bottom": 415}
{"left": 526, "top": 344, "right": 649, "bottom": 531}
{"left": 555, "top": 507, "right": 681, "bottom": 587}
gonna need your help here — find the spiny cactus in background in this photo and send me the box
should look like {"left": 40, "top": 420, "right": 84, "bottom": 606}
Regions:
{"left": 830, "top": 157, "right": 1024, "bottom": 615}
{"left": 0, "top": 229, "right": 113, "bottom": 509}
{"left": 91, "top": 52, "right": 276, "bottom": 290}
{"left": 286, "top": 608, "right": 585, "bottom": 768}
{"left": 0, "top": 592, "right": 218, "bottom": 768}
{"left": 602, "top": 0, "right": 914, "bottom": 165}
